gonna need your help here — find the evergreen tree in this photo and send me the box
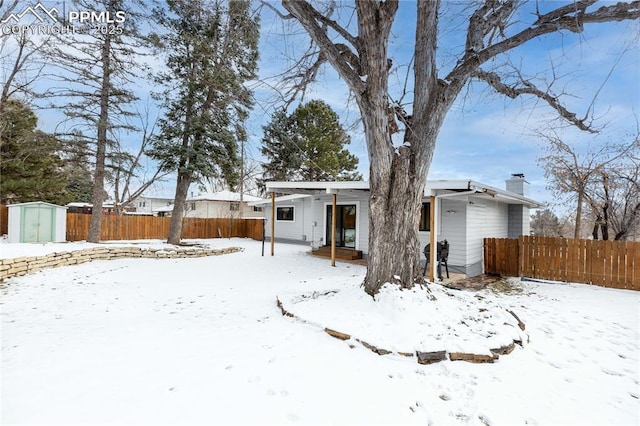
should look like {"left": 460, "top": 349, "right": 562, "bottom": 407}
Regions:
{"left": 0, "top": 100, "right": 69, "bottom": 204}
{"left": 261, "top": 100, "right": 361, "bottom": 183}
{"left": 531, "top": 208, "right": 562, "bottom": 237}
{"left": 149, "top": 0, "right": 259, "bottom": 244}
{"left": 260, "top": 109, "right": 301, "bottom": 183}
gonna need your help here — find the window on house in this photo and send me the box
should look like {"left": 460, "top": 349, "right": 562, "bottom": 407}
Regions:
{"left": 190, "top": 202, "right": 196, "bottom": 211}
{"left": 419, "top": 202, "right": 430, "bottom": 231}
{"left": 253, "top": 206, "right": 263, "bottom": 212}
{"left": 276, "top": 206, "right": 294, "bottom": 221}
{"left": 230, "top": 202, "right": 240, "bottom": 211}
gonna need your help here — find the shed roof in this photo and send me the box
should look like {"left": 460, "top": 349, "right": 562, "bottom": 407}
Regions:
{"left": 8, "top": 201, "right": 67, "bottom": 209}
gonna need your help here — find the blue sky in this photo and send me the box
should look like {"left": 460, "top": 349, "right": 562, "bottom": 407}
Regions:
{"left": 248, "top": 2, "right": 639, "bottom": 210}
{"left": 6, "top": 1, "right": 639, "bottom": 211}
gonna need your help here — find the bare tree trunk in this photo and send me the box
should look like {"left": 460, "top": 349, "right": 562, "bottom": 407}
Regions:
{"left": 87, "top": 26, "right": 113, "bottom": 243}
{"left": 592, "top": 214, "right": 601, "bottom": 240}
{"left": 168, "top": 171, "right": 190, "bottom": 245}
{"left": 575, "top": 191, "right": 584, "bottom": 239}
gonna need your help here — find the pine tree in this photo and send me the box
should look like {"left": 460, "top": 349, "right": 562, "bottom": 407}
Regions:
{"left": 261, "top": 100, "right": 361, "bottom": 184}
{"left": 149, "top": 0, "right": 259, "bottom": 244}
{"left": 260, "top": 109, "right": 301, "bottom": 183}
{"left": 0, "top": 100, "right": 69, "bottom": 204}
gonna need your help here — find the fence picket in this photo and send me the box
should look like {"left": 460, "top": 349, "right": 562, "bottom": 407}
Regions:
{"left": 61, "top": 213, "right": 263, "bottom": 242}
{"left": 483, "top": 236, "right": 639, "bottom": 291}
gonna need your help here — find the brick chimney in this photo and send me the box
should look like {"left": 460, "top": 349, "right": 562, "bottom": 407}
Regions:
{"left": 505, "top": 173, "right": 529, "bottom": 196}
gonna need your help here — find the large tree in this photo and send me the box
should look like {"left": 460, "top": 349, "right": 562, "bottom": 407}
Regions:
{"left": 270, "top": 1, "right": 640, "bottom": 295}
{"left": 539, "top": 131, "right": 638, "bottom": 239}
{"left": 261, "top": 99, "right": 361, "bottom": 183}
{"left": 46, "top": 0, "right": 146, "bottom": 242}
{"left": 149, "top": 0, "right": 259, "bottom": 244}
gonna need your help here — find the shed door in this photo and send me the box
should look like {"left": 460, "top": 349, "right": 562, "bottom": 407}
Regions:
{"left": 22, "top": 206, "right": 54, "bottom": 243}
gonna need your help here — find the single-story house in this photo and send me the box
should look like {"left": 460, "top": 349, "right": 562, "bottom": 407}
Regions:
{"left": 185, "top": 190, "right": 266, "bottom": 219}
{"left": 251, "top": 175, "right": 541, "bottom": 278}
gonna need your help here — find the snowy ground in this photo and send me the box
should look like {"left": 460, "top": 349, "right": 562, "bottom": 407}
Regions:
{"left": 1, "top": 239, "right": 638, "bottom": 425}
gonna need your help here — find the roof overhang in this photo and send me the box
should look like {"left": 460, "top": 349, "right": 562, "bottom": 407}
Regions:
{"left": 265, "top": 181, "right": 370, "bottom": 196}
{"left": 425, "top": 180, "right": 542, "bottom": 208}
{"left": 249, "top": 194, "right": 311, "bottom": 207}
{"left": 263, "top": 179, "right": 542, "bottom": 208}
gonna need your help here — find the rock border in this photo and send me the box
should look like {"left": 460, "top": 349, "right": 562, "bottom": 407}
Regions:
{"left": 0, "top": 246, "right": 243, "bottom": 282}
{"left": 277, "top": 296, "right": 526, "bottom": 365}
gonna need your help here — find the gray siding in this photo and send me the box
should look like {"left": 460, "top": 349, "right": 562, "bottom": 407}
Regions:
{"left": 466, "top": 197, "right": 509, "bottom": 276}
{"left": 508, "top": 205, "right": 530, "bottom": 238}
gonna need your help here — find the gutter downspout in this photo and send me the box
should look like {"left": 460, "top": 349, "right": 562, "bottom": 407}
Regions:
{"left": 430, "top": 185, "right": 479, "bottom": 281}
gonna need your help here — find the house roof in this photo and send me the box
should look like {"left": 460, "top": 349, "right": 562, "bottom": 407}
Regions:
{"left": 187, "top": 190, "right": 264, "bottom": 203}
{"left": 265, "top": 179, "right": 542, "bottom": 208}
{"left": 425, "top": 180, "right": 542, "bottom": 207}
{"left": 153, "top": 205, "right": 174, "bottom": 212}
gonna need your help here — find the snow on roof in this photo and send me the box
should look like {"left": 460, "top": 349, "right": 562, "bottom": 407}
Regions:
{"left": 187, "top": 190, "right": 264, "bottom": 203}
{"left": 153, "top": 205, "right": 174, "bottom": 212}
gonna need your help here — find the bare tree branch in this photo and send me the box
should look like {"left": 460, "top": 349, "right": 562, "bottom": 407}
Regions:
{"left": 472, "top": 68, "right": 595, "bottom": 132}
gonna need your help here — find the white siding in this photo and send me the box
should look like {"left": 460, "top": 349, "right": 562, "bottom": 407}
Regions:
{"left": 185, "top": 200, "right": 263, "bottom": 218}
{"left": 265, "top": 192, "right": 370, "bottom": 253}
{"left": 438, "top": 199, "right": 467, "bottom": 268}
{"left": 466, "top": 196, "right": 509, "bottom": 274}
{"left": 265, "top": 198, "right": 308, "bottom": 242}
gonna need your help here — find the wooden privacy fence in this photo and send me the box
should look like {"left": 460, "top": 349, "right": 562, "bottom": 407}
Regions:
{"left": 66, "top": 213, "right": 264, "bottom": 242}
{"left": 484, "top": 236, "right": 640, "bottom": 290}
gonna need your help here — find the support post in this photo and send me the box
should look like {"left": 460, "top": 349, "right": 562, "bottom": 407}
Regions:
{"left": 270, "top": 192, "right": 275, "bottom": 256}
{"left": 429, "top": 195, "right": 436, "bottom": 282}
{"left": 331, "top": 193, "right": 337, "bottom": 267}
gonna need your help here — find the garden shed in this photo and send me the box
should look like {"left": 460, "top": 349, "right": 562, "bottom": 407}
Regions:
{"left": 7, "top": 202, "right": 67, "bottom": 243}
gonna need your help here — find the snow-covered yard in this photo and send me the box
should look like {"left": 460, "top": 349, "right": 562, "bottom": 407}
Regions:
{"left": 1, "top": 239, "right": 638, "bottom": 425}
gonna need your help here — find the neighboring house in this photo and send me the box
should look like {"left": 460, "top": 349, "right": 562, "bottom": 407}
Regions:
{"left": 66, "top": 202, "right": 126, "bottom": 215}
{"left": 252, "top": 175, "right": 541, "bottom": 277}
{"left": 184, "top": 190, "right": 266, "bottom": 218}
{"left": 131, "top": 196, "right": 174, "bottom": 215}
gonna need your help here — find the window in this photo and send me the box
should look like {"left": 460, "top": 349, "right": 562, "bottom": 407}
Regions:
{"left": 230, "top": 202, "right": 240, "bottom": 211}
{"left": 419, "top": 202, "right": 430, "bottom": 231}
{"left": 253, "top": 206, "right": 263, "bottom": 212}
{"left": 139, "top": 201, "right": 146, "bottom": 207}
{"left": 190, "top": 202, "right": 196, "bottom": 211}
{"left": 276, "top": 206, "right": 294, "bottom": 221}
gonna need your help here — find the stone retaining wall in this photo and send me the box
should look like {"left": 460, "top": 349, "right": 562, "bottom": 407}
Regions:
{"left": 0, "top": 246, "right": 243, "bottom": 282}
